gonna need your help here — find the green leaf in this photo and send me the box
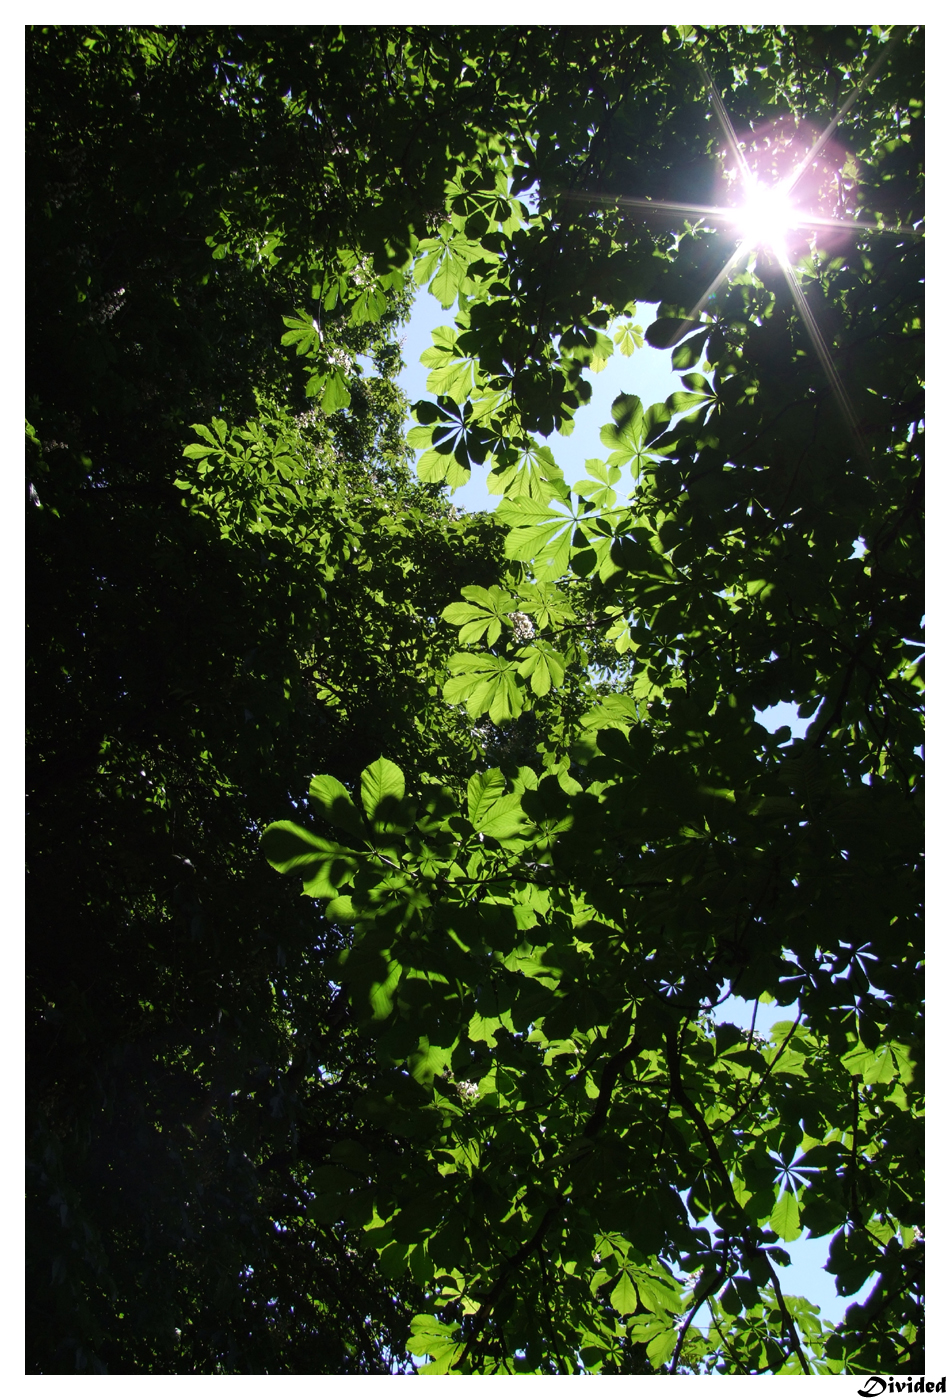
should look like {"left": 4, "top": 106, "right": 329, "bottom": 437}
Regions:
{"left": 612, "top": 319, "right": 644, "bottom": 357}
{"left": 442, "top": 585, "right": 516, "bottom": 646}
{"left": 497, "top": 496, "right": 576, "bottom": 582}
{"left": 260, "top": 821, "right": 352, "bottom": 873}
{"left": 444, "top": 653, "right": 523, "bottom": 722}
{"left": 573, "top": 458, "right": 621, "bottom": 508}
{"left": 324, "top": 894, "right": 358, "bottom": 924}
{"left": 408, "top": 1313, "right": 461, "bottom": 1359}
{"left": 516, "top": 641, "right": 566, "bottom": 696}
{"left": 280, "top": 310, "right": 320, "bottom": 356}
{"left": 487, "top": 441, "right": 564, "bottom": 502}
{"left": 644, "top": 317, "right": 702, "bottom": 349}
{"left": 671, "top": 328, "right": 710, "bottom": 369}
{"left": 321, "top": 371, "right": 351, "bottom": 415}
{"left": 466, "top": 769, "right": 525, "bottom": 840}
{"left": 260, "top": 821, "right": 358, "bottom": 898}
{"left": 414, "top": 232, "right": 486, "bottom": 307}
{"left": 308, "top": 774, "right": 365, "bottom": 838}
{"left": 646, "top": 1326, "right": 677, "bottom": 1367}
{"left": 841, "top": 1044, "right": 895, "bottom": 1085}
{"left": 770, "top": 1190, "right": 802, "bottom": 1242}
{"left": 599, "top": 393, "right": 671, "bottom": 477}
{"left": 664, "top": 386, "right": 712, "bottom": 416}
{"left": 421, "top": 325, "right": 476, "bottom": 401}
{"left": 407, "top": 397, "right": 490, "bottom": 490}
{"left": 361, "top": 758, "right": 406, "bottom": 823}
{"left": 609, "top": 1270, "right": 638, "bottom": 1315}
{"left": 417, "top": 445, "right": 471, "bottom": 489}
{"left": 418, "top": 1350, "right": 463, "bottom": 1375}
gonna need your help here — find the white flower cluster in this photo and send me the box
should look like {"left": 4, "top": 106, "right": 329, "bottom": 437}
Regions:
{"left": 93, "top": 286, "right": 126, "bottom": 324}
{"left": 509, "top": 611, "right": 535, "bottom": 644}
{"left": 439, "top": 1066, "right": 479, "bottom": 1101}
{"left": 349, "top": 256, "right": 374, "bottom": 289}
{"left": 326, "top": 348, "right": 353, "bottom": 373}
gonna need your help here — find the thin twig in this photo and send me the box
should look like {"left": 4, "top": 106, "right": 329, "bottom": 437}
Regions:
{"left": 761, "top": 1252, "right": 810, "bottom": 1374}
{"left": 725, "top": 1011, "right": 802, "bottom": 1129}
{"left": 665, "top": 1031, "right": 811, "bottom": 1374}
{"left": 849, "top": 1074, "right": 863, "bottom": 1225}
{"left": 669, "top": 1263, "right": 729, "bottom": 1373}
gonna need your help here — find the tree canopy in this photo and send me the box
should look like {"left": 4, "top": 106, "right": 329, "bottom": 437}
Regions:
{"left": 27, "top": 24, "right": 923, "bottom": 1375}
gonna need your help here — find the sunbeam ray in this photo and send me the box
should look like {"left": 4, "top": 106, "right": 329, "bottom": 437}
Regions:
{"left": 558, "top": 188, "right": 915, "bottom": 238}
{"left": 786, "top": 28, "right": 906, "bottom": 198}
{"left": 673, "top": 242, "right": 752, "bottom": 341}
{"left": 553, "top": 30, "right": 918, "bottom": 453}
{"left": 697, "top": 60, "right": 753, "bottom": 187}
{"left": 778, "top": 254, "right": 868, "bottom": 462}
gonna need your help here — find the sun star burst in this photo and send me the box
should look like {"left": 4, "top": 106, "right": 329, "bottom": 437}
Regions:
{"left": 733, "top": 179, "right": 797, "bottom": 258}
{"left": 560, "top": 30, "right": 919, "bottom": 461}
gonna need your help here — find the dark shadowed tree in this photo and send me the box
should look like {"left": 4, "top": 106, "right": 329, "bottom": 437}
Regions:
{"left": 28, "top": 24, "right": 922, "bottom": 1375}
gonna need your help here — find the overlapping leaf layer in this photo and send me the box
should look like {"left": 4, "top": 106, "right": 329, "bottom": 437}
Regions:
{"left": 29, "top": 22, "right": 922, "bottom": 1375}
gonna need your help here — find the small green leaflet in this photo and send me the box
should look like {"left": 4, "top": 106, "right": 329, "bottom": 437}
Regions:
{"left": 361, "top": 757, "right": 406, "bottom": 823}
{"left": 613, "top": 318, "right": 644, "bottom": 357}
{"left": 609, "top": 1270, "right": 638, "bottom": 1315}
{"left": 573, "top": 458, "right": 621, "bottom": 509}
{"left": 420, "top": 325, "right": 477, "bottom": 402}
{"left": 646, "top": 1327, "right": 678, "bottom": 1368}
{"left": 770, "top": 1188, "right": 802, "bottom": 1242}
{"left": 487, "top": 440, "right": 565, "bottom": 503}
{"left": 496, "top": 492, "right": 581, "bottom": 583}
{"left": 368, "top": 957, "right": 402, "bottom": 1020}
{"left": 442, "top": 585, "right": 516, "bottom": 646}
{"left": 444, "top": 653, "right": 523, "bottom": 723}
{"left": 599, "top": 393, "right": 671, "bottom": 477}
{"left": 467, "top": 769, "right": 526, "bottom": 839}
{"left": 517, "top": 641, "right": 566, "bottom": 696}
{"left": 308, "top": 773, "right": 365, "bottom": 839}
{"left": 672, "top": 328, "right": 711, "bottom": 370}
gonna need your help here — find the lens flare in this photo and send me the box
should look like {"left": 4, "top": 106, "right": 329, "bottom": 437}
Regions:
{"left": 735, "top": 180, "right": 796, "bottom": 255}
{"left": 556, "top": 33, "right": 918, "bottom": 466}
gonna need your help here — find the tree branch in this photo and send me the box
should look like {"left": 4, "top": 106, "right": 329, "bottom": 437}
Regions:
{"left": 724, "top": 1012, "right": 802, "bottom": 1129}
{"left": 453, "top": 1033, "right": 642, "bottom": 1370}
{"left": 665, "top": 1030, "right": 811, "bottom": 1374}
{"left": 669, "top": 1259, "right": 729, "bottom": 1374}
{"left": 761, "top": 1251, "right": 810, "bottom": 1375}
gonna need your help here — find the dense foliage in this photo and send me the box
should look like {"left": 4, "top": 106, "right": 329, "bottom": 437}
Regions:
{"left": 27, "top": 24, "right": 922, "bottom": 1375}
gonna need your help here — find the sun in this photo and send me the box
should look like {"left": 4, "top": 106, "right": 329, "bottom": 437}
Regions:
{"left": 561, "top": 31, "right": 918, "bottom": 459}
{"left": 733, "top": 179, "right": 797, "bottom": 257}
